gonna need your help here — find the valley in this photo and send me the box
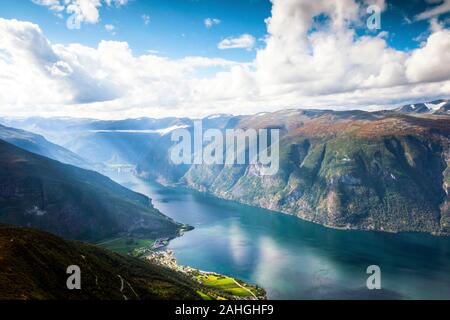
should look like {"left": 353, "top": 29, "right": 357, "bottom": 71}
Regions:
{"left": 1, "top": 101, "right": 450, "bottom": 300}
{"left": 2, "top": 0, "right": 450, "bottom": 304}
{"left": 0, "top": 133, "right": 266, "bottom": 300}
{"left": 8, "top": 104, "right": 447, "bottom": 235}
{"left": 108, "top": 172, "right": 450, "bottom": 299}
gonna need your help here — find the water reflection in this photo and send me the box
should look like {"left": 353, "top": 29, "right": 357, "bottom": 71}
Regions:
{"left": 111, "top": 173, "right": 450, "bottom": 300}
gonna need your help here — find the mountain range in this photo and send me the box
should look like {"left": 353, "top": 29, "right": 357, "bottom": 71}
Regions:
{"left": 0, "top": 99, "right": 449, "bottom": 300}
{"left": 393, "top": 99, "right": 450, "bottom": 115}
{"left": 1, "top": 99, "right": 449, "bottom": 235}
{"left": 180, "top": 109, "right": 449, "bottom": 235}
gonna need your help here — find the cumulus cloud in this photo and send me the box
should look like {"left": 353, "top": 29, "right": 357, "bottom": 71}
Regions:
{"left": 0, "top": 18, "right": 246, "bottom": 117}
{"left": 406, "top": 28, "right": 450, "bottom": 83}
{"left": 31, "top": 0, "right": 128, "bottom": 29}
{"left": 218, "top": 34, "right": 256, "bottom": 50}
{"left": 254, "top": 0, "right": 450, "bottom": 97}
{"left": 204, "top": 18, "right": 221, "bottom": 28}
{"left": 2, "top": 0, "right": 450, "bottom": 119}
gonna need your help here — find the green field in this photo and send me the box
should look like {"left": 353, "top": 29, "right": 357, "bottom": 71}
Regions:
{"left": 195, "top": 274, "right": 258, "bottom": 298}
{"left": 97, "top": 237, "right": 154, "bottom": 256}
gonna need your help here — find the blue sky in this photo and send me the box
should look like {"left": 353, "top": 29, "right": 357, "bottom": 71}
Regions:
{"left": 0, "top": 0, "right": 446, "bottom": 60}
{"left": 0, "top": 0, "right": 273, "bottom": 61}
{"left": 0, "top": 0, "right": 449, "bottom": 119}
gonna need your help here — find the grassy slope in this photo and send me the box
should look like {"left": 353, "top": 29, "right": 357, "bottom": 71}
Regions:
{"left": 0, "top": 225, "right": 201, "bottom": 300}
{"left": 97, "top": 237, "right": 155, "bottom": 256}
{"left": 195, "top": 274, "right": 262, "bottom": 298}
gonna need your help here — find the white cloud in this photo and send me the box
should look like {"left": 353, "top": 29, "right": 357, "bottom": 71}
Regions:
{"left": 218, "top": 34, "right": 256, "bottom": 50}
{"left": 31, "top": 0, "right": 128, "bottom": 29}
{"left": 204, "top": 18, "right": 221, "bottom": 28}
{"left": 406, "top": 29, "right": 450, "bottom": 83}
{"left": 105, "top": 0, "right": 128, "bottom": 6}
{"left": 253, "top": 0, "right": 450, "bottom": 97}
{"left": 32, "top": 0, "right": 64, "bottom": 12}
{"left": 416, "top": 0, "right": 450, "bottom": 20}
{"left": 2, "top": 0, "right": 450, "bottom": 119}
{"left": 142, "top": 14, "right": 151, "bottom": 26}
{"left": 0, "top": 18, "right": 246, "bottom": 118}
{"left": 104, "top": 23, "right": 115, "bottom": 35}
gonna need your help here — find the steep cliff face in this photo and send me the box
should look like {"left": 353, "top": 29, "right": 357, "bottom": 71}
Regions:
{"left": 176, "top": 111, "right": 450, "bottom": 235}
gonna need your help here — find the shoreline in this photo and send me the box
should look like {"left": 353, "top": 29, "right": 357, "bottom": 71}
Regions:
{"left": 145, "top": 249, "right": 267, "bottom": 300}
{"left": 142, "top": 175, "right": 450, "bottom": 238}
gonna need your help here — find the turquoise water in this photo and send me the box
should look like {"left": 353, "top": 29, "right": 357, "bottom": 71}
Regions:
{"left": 117, "top": 175, "right": 450, "bottom": 300}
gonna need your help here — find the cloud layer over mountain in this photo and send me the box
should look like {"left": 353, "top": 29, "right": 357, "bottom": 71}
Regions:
{"left": 1, "top": 0, "right": 450, "bottom": 119}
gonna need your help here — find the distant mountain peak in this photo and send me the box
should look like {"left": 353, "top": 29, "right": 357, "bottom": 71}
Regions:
{"left": 394, "top": 99, "right": 449, "bottom": 115}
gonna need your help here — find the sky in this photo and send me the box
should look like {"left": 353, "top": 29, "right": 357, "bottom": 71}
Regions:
{"left": 0, "top": 0, "right": 450, "bottom": 119}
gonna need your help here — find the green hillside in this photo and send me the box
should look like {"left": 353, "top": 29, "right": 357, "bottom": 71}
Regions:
{"left": 0, "top": 225, "right": 201, "bottom": 300}
{"left": 0, "top": 139, "right": 184, "bottom": 242}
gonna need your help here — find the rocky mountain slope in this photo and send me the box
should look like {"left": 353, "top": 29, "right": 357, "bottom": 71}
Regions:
{"left": 180, "top": 110, "right": 450, "bottom": 235}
